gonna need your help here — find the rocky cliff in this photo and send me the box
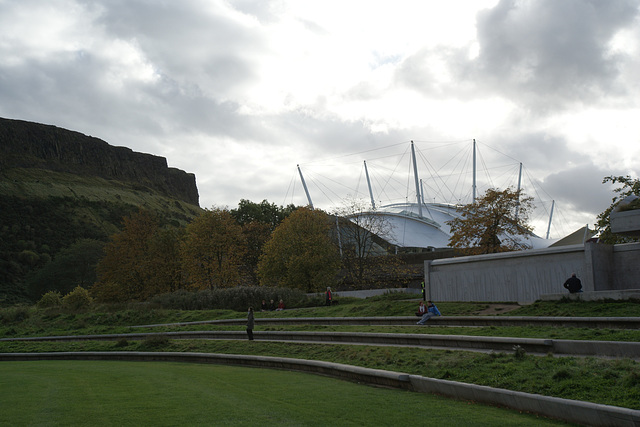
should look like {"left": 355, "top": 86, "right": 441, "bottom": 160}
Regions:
{"left": 0, "top": 117, "right": 199, "bottom": 206}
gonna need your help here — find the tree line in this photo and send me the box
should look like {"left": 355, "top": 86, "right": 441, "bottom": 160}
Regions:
{"left": 23, "top": 174, "right": 640, "bottom": 305}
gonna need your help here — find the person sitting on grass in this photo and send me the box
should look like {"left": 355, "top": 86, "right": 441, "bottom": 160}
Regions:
{"left": 415, "top": 301, "right": 426, "bottom": 317}
{"left": 563, "top": 273, "right": 583, "bottom": 293}
{"left": 417, "top": 301, "right": 441, "bottom": 325}
{"left": 276, "top": 299, "right": 285, "bottom": 311}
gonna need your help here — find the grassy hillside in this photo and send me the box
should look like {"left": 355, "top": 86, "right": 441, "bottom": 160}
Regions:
{"left": 2, "top": 295, "right": 639, "bottom": 411}
{"left": 0, "top": 167, "right": 202, "bottom": 306}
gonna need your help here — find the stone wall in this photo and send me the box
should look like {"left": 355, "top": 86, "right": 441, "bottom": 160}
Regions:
{"left": 424, "top": 242, "right": 640, "bottom": 303}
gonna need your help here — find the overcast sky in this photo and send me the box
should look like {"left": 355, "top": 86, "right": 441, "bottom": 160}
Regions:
{"left": 1, "top": 0, "right": 639, "bottom": 239}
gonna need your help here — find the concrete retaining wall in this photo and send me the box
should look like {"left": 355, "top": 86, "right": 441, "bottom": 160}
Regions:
{"left": 1, "top": 352, "right": 638, "bottom": 426}
{"left": 424, "top": 242, "right": 640, "bottom": 303}
{"left": 131, "top": 315, "right": 640, "bottom": 329}
{"left": 5, "top": 331, "right": 639, "bottom": 359}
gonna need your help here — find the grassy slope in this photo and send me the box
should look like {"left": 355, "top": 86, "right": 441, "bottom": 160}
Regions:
{"left": 0, "top": 167, "right": 202, "bottom": 225}
{"left": 1, "top": 296, "right": 639, "bottom": 409}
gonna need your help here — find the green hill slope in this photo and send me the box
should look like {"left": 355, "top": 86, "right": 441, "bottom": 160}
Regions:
{"left": 0, "top": 118, "right": 203, "bottom": 305}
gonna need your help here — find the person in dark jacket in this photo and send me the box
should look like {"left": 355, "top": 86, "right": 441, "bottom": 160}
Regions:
{"left": 325, "top": 287, "right": 332, "bottom": 306}
{"left": 246, "top": 307, "right": 255, "bottom": 340}
{"left": 563, "top": 273, "right": 583, "bottom": 293}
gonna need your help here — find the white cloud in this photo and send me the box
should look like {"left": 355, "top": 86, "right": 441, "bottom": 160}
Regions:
{"left": 1, "top": 0, "right": 639, "bottom": 239}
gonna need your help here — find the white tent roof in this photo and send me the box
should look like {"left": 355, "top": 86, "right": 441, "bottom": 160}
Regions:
{"left": 359, "top": 202, "right": 557, "bottom": 250}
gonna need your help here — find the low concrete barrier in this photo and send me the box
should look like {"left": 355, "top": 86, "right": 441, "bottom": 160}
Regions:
{"left": 132, "top": 315, "right": 640, "bottom": 330}
{"left": 1, "top": 351, "right": 638, "bottom": 427}
{"left": 4, "top": 331, "right": 639, "bottom": 359}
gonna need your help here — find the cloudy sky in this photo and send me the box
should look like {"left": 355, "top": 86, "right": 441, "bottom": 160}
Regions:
{"left": 1, "top": 0, "right": 639, "bottom": 239}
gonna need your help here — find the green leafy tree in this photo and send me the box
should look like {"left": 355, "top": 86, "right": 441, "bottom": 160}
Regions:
{"left": 26, "top": 239, "right": 105, "bottom": 299}
{"left": 231, "top": 199, "right": 298, "bottom": 285}
{"left": 596, "top": 175, "right": 640, "bottom": 244}
{"left": 230, "top": 199, "right": 296, "bottom": 230}
{"left": 447, "top": 187, "right": 534, "bottom": 255}
{"left": 181, "top": 208, "right": 246, "bottom": 289}
{"left": 258, "top": 207, "right": 340, "bottom": 292}
{"left": 240, "top": 221, "right": 272, "bottom": 285}
{"left": 62, "top": 286, "right": 93, "bottom": 310}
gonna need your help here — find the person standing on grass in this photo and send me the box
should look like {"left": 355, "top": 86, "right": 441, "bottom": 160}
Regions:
{"left": 325, "top": 287, "right": 332, "bottom": 306}
{"left": 417, "top": 301, "right": 441, "bottom": 325}
{"left": 246, "top": 307, "right": 255, "bottom": 340}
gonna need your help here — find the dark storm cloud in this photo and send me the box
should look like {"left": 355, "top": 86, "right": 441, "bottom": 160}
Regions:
{"left": 84, "top": 0, "right": 264, "bottom": 94}
{"left": 488, "top": 132, "right": 590, "bottom": 172}
{"left": 535, "top": 164, "right": 620, "bottom": 215}
{"left": 394, "top": 0, "right": 639, "bottom": 111}
{"left": 472, "top": 0, "right": 639, "bottom": 108}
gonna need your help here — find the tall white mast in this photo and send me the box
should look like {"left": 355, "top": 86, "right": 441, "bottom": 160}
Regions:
{"left": 297, "top": 164, "right": 314, "bottom": 209}
{"left": 472, "top": 139, "right": 477, "bottom": 203}
{"left": 546, "top": 200, "right": 555, "bottom": 239}
{"left": 364, "top": 160, "right": 376, "bottom": 210}
{"left": 515, "top": 162, "right": 523, "bottom": 221}
{"left": 411, "top": 141, "right": 423, "bottom": 218}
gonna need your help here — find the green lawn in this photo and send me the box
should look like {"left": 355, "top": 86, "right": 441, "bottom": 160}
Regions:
{"left": 0, "top": 360, "right": 572, "bottom": 426}
{"left": 1, "top": 338, "right": 638, "bottom": 410}
{"left": 1, "top": 296, "right": 639, "bottom": 418}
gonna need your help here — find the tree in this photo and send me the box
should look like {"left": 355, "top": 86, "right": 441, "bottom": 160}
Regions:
{"left": 26, "top": 239, "right": 105, "bottom": 299}
{"left": 93, "top": 209, "right": 171, "bottom": 302}
{"left": 230, "top": 199, "right": 298, "bottom": 285}
{"left": 447, "top": 187, "right": 534, "bottom": 255}
{"left": 145, "top": 228, "right": 185, "bottom": 296}
{"left": 181, "top": 208, "right": 246, "bottom": 289}
{"left": 333, "top": 198, "right": 402, "bottom": 287}
{"left": 257, "top": 207, "right": 340, "bottom": 292}
{"left": 596, "top": 175, "right": 640, "bottom": 244}
{"left": 230, "top": 199, "right": 297, "bottom": 230}
{"left": 240, "top": 220, "right": 272, "bottom": 285}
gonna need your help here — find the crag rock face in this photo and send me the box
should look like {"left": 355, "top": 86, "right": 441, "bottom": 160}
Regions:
{"left": 0, "top": 117, "right": 199, "bottom": 206}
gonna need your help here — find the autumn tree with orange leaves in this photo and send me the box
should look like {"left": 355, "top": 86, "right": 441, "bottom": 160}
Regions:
{"left": 93, "top": 209, "right": 183, "bottom": 302}
{"left": 181, "top": 208, "right": 246, "bottom": 289}
{"left": 447, "top": 187, "right": 534, "bottom": 255}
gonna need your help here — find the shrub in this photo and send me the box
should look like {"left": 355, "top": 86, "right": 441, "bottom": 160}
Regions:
{"left": 512, "top": 345, "right": 527, "bottom": 359}
{"left": 37, "top": 291, "right": 63, "bottom": 309}
{"left": 140, "top": 335, "right": 170, "bottom": 349}
{"left": 114, "top": 338, "right": 129, "bottom": 348}
{"left": 63, "top": 286, "right": 93, "bottom": 311}
{"left": 552, "top": 369, "right": 572, "bottom": 380}
{"left": 0, "top": 306, "right": 30, "bottom": 324}
{"left": 148, "top": 286, "right": 309, "bottom": 311}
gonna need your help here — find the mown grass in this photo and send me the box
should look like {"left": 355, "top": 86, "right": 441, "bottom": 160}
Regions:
{"left": 507, "top": 298, "right": 640, "bottom": 317}
{"left": 0, "top": 361, "right": 571, "bottom": 426}
{"left": 1, "top": 338, "right": 639, "bottom": 410}
{"left": 1, "top": 295, "right": 639, "bottom": 411}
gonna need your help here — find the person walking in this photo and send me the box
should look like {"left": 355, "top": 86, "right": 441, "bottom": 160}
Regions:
{"left": 246, "top": 307, "right": 255, "bottom": 340}
{"left": 325, "top": 287, "right": 333, "bottom": 306}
